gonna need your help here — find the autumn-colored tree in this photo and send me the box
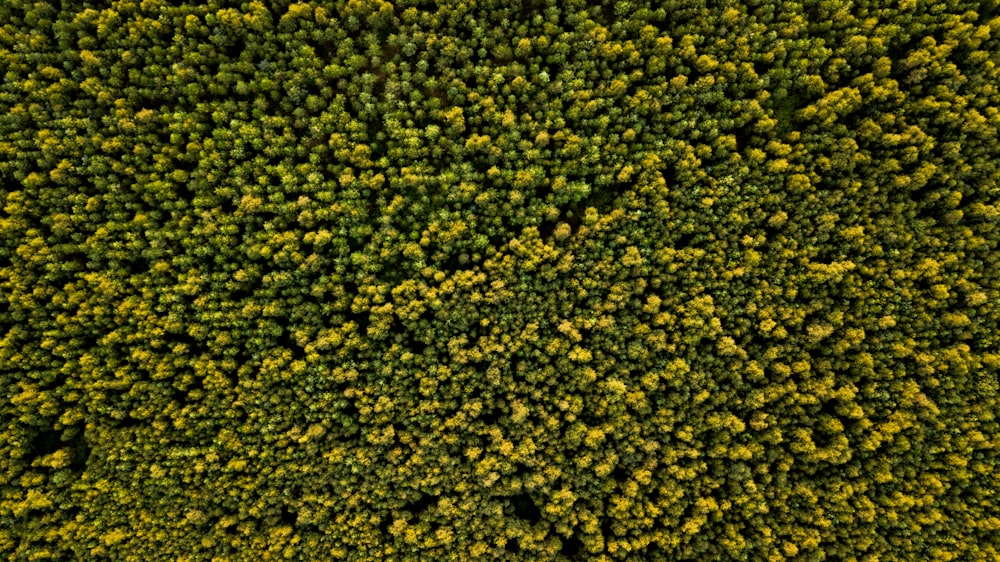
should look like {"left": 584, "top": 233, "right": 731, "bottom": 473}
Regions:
{"left": 1, "top": 0, "right": 998, "bottom": 560}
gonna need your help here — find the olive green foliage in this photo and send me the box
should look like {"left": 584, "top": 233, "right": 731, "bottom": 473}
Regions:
{"left": 2, "top": 0, "right": 999, "bottom": 559}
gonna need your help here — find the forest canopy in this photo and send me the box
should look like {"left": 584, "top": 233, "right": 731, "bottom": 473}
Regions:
{"left": 1, "top": 0, "right": 999, "bottom": 559}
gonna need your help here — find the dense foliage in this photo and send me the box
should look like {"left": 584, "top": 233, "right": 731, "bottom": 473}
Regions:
{"left": 2, "top": 0, "right": 999, "bottom": 559}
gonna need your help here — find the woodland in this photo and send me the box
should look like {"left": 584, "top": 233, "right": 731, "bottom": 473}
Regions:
{"left": 1, "top": 0, "right": 999, "bottom": 560}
